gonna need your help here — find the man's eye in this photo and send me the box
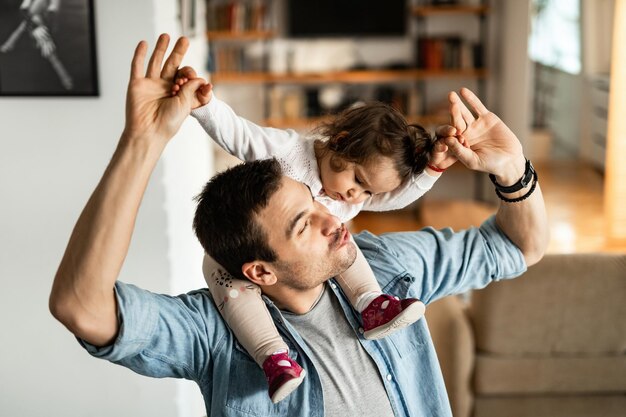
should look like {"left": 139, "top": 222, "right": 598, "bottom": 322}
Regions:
{"left": 299, "top": 220, "right": 310, "bottom": 235}
{"left": 355, "top": 175, "right": 363, "bottom": 185}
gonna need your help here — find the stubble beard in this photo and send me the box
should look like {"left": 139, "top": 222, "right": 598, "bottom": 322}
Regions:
{"left": 275, "top": 241, "right": 357, "bottom": 291}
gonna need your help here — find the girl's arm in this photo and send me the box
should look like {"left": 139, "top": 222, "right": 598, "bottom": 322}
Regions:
{"left": 362, "top": 170, "right": 440, "bottom": 212}
{"left": 191, "top": 95, "right": 299, "bottom": 162}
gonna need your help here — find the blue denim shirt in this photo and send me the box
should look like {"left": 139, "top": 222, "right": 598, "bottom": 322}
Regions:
{"left": 79, "top": 216, "right": 526, "bottom": 417}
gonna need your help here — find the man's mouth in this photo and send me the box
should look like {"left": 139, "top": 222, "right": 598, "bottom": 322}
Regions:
{"left": 330, "top": 225, "right": 350, "bottom": 250}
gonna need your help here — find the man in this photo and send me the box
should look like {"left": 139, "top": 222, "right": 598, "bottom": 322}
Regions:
{"left": 50, "top": 35, "right": 548, "bottom": 417}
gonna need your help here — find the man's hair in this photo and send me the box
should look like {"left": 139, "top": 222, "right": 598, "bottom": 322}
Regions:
{"left": 193, "top": 158, "right": 283, "bottom": 280}
{"left": 314, "top": 101, "right": 435, "bottom": 179}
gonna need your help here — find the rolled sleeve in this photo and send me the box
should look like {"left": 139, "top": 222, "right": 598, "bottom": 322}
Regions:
{"left": 78, "top": 282, "right": 159, "bottom": 361}
{"left": 355, "top": 215, "right": 527, "bottom": 305}
{"left": 77, "top": 282, "right": 223, "bottom": 382}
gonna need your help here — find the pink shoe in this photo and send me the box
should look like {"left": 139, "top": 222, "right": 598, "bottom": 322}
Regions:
{"left": 361, "top": 294, "right": 426, "bottom": 340}
{"left": 262, "top": 352, "right": 307, "bottom": 403}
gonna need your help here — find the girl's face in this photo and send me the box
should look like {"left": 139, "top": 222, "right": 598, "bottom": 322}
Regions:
{"left": 318, "top": 154, "right": 403, "bottom": 204}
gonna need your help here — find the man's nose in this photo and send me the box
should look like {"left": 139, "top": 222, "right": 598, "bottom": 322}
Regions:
{"left": 319, "top": 211, "right": 342, "bottom": 236}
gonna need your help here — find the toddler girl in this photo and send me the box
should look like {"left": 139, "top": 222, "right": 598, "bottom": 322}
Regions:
{"left": 173, "top": 71, "right": 453, "bottom": 403}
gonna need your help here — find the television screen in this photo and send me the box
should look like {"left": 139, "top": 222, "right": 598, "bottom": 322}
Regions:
{"left": 287, "top": 0, "right": 406, "bottom": 38}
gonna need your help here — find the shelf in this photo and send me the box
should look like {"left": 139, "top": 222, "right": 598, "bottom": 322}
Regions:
{"left": 211, "top": 69, "right": 488, "bottom": 84}
{"left": 412, "top": 5, "right": 490, "bottom": 16}
{"left": 206, "top": 31, "right": 275, "bottom": 41}
{"left": 263, "top": 114, "right": 450, "bottom": 129}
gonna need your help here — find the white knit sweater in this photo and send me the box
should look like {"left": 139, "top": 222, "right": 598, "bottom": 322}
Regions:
{"left": 191, "top": 96, "right": 438, "bottom": 223}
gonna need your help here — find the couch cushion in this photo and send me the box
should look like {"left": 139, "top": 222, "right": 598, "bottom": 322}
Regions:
{"left": 469, "top": 254, "right": 626, "bottom": 355}
{"left": 474, "top": 395, "right": 626, "bottom": 417}
{"left": 474, "top": 354, "right": 626, "bottom": 394}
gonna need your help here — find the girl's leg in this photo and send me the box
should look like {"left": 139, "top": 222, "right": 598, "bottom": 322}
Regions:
{"left": 334, "top": 238, "right": 382, "bottom": 309}
{"left": 203, "top": 254, "right": 288, "bottom": 366}
{"left": 334, "top": 239, "right": 426, "bottom": 340}
{"left": 203, "top": 255, "right": 306, "bottom": 403}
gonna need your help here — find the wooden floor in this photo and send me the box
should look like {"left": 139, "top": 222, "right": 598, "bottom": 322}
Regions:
{"left": 350, "top": 160, "right": 626, "bottom": 254}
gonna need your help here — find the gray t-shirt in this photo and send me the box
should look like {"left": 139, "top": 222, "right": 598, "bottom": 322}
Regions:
{"left": 283, "top": 284, "right": 394, "bottom": 417}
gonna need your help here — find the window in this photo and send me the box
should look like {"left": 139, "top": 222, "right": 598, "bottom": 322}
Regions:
{"left": 529, "top": 0, "right": 581, "bottom": 74}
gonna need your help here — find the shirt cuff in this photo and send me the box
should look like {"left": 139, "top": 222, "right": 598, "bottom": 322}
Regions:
{"left": 480, "top": 216, "right": 527, "bottom": 280}
{"left": 190, "top": 93, "right": 221, "bottom": 121}
{"left": 413, "top": 170, "right": 439, "bottom": 190}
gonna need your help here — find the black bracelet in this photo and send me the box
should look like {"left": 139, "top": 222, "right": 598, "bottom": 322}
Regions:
{"left": 494, "top": 170, "right": 538, "bottom": 203}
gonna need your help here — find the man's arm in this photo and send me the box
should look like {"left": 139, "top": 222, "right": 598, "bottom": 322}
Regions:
{"left": 49, "top": 35, "right": 207, "bottom": 347}
{"left": 173, "top": 66, "right": 300, "bottom": 162}
{"left": 442, "top": 88, "right": 549, "bottom": 266}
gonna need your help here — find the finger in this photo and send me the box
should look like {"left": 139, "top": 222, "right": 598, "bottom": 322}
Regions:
{"left": 460, "top": 87, "right": 489, "bottom": 115}
{"left": 458, "top": 98, "right": 475, "bottom": 127}
{"left": 146, "top": 34, "right": 170, "bottom": 78}
{"left": 432, "top": 140, "right": 448, "bottom": 153}
{"left": 178, "top": 65, "right": 198, "bottom": 80}
{"left": 130, "top": 40, "right": 147, "bottom": 80}
{"left": 449, "top": 92, "right": 467, "bottom": 132}
{"left": 197, "top": 83, "right": 213, "bottom": 103}
{"left": 444, "top": 136, "right": 477, "bottom": 168}
{"left": 161, "top": 36, "right": 189, "bottom": 81}
{"left": 179, "top": 78, "right": 208, "bottom": 105}
{"left": 435, "top": 124, "right": 456, "bottom": 138}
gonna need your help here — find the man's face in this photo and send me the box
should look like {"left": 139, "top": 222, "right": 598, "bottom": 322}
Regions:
{"left": 256, "top": 176, "right": 357, "bottom": 290}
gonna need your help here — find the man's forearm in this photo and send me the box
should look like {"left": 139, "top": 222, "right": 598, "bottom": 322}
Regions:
{"left": 494, "top": 157, "right": 549, "bottom": 266}
{"left": 50, "top": 133, "right": 165, "bottom": 346}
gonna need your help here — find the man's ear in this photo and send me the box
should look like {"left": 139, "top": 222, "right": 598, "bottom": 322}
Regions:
{"left": 242, "top": 261, "right": 277, "bottom": 286}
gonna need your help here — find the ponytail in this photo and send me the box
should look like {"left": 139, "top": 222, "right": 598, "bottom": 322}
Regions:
{"left": 405, "top": 124, "right": 436, "bottom": 175}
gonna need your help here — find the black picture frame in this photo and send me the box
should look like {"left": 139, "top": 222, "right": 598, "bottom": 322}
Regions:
{"left": 0, "top": 0, "right": 99, "bottom": 96}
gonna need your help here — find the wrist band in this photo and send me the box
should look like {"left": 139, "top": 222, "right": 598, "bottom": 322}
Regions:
{"left": 427, "top": 164, "right": 446, "bottom": 173}
{"left": 489, "top": 159, "right": 535, "bottom": 193}
{"left": 494, "top": 170, "right": 538, "bottom": 203}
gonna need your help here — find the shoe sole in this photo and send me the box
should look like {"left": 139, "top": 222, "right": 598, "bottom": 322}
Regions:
{"left": 363, "top": 301, "right": 426, "bottom": 340}
{"left": 271, "top": 369, "right": 307, "bottom": 404}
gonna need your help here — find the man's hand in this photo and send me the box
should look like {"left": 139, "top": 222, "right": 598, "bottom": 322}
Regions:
{"left": 123, "top": 35, "right": 208, "bottom": 144}
{"left": 442, "top": 88, "right": 525, "bottom": 184}
{"left": 438, "top": 88, "right": 548, "bottom": 266}
{"left": 50, "top": 34, "right": 206, "bottom": 347}
{"left": 171, "top": 66, "right": 213, "bottom": 110}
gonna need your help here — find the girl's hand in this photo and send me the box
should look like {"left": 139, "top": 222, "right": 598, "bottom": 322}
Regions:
{"left": 426, "top": 125, "right": 459, "bottom": 173}
{"left": 171, "top": 66, "right": 213, "bottom": 110}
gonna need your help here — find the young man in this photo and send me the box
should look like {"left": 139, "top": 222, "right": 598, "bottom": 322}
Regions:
{"left": 50, "top": 35, "right": 548, "bottom": 416}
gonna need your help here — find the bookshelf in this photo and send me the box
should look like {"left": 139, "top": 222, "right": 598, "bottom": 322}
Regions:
{"left": 211, "top": 68, "right": 488, "bottom": 84}
{"left": 412, "top": 5, "right": 489, "bottom": 16}
{"left": 206, "top": 30, "right": 275, "bottom": 41}
{"left": 413, "top": 2, "right": 490, "bottom": 120}
{"left": 205, "top": 1, "right": 490, "bottom": 129}
{"left": 205, "top": 1, "right": 273, "bottom": 73}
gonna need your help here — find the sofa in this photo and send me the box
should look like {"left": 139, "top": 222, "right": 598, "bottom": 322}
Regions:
{"left": 425, "top": 253, "right": 626, "bottom": 417}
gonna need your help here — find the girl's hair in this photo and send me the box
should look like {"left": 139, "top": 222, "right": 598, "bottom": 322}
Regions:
{"left": 313, "top": 102, "right": 436, "bottom": 179}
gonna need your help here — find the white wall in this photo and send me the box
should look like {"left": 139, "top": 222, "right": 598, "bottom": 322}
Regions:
{"left": 0, "top": 0, "right": 211, "bottom": 416}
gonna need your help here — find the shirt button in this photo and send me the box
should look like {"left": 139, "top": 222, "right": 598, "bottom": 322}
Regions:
{"left": 386, "top": 374, "right": 392, "bottom": 381}
{"left": 358, "top": 327, "right": 364, "bottom": 334}
{"left": 330, "top": 283, "right": 337, "bottom": 289}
